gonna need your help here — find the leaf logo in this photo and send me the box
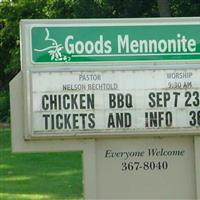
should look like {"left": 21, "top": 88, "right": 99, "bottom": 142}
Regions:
{"left": 34, "top": 28, "right": 69, "bottom": 62}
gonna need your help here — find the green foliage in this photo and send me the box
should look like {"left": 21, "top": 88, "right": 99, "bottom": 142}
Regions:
{"left": 0, "top": 0, "right": 200, "bottom": 123}
{"left": 0, "top": 90, "right": 9, "bottom": 123}
{"left": 44, "top": 0, "right": 75, "bottom": 18}
{"left": 100, "top": 0, "right": 158, "bottom": 18}
{"left": 170, "top": 0, "right": 200, "bottom": 17}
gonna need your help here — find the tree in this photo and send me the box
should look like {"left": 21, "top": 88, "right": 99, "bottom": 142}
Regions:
{"left": 169, "top": 0, "right": 200, "bottom": 17}
{"left": 0, "top": 0, "right": 200, "bottom": 123}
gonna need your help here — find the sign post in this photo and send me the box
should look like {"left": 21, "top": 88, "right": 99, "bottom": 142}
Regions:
{"left": 10, "top": 18, "right": 200, "bottom": 199}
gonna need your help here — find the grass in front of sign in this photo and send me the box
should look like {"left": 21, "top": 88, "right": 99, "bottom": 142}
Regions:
{"left": 0, "top": 128, "right": 83, "bottom": 200}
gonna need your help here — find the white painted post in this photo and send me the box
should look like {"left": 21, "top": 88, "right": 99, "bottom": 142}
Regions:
{"left": 195, "top": 136, "right": 200, "bottom": 199}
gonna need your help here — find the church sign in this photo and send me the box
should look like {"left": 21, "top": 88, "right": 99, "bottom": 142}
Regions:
{"left": 29, "top": 69, "right": 200, "bottom": 138}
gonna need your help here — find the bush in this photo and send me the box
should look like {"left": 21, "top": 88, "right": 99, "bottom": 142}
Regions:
{"left": 0, "top": 90, "right": 10, "bottom": 123}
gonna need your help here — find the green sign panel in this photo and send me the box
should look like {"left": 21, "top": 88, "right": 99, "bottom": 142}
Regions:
{"left": 32, "top": 24, "right": 200, "bottom": 63}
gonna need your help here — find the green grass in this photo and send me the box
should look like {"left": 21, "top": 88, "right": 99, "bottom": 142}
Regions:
{"left": 0, "top": 128, "right": 83, "bottom": 200}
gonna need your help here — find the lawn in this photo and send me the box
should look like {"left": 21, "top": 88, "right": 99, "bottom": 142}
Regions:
{"left": 0, "top": 128, "right": 83, "bottom": 200}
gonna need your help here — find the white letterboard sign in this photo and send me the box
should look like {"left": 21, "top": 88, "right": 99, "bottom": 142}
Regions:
{"left": 29, "top": 68, "right": 200, "bottom": 137}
